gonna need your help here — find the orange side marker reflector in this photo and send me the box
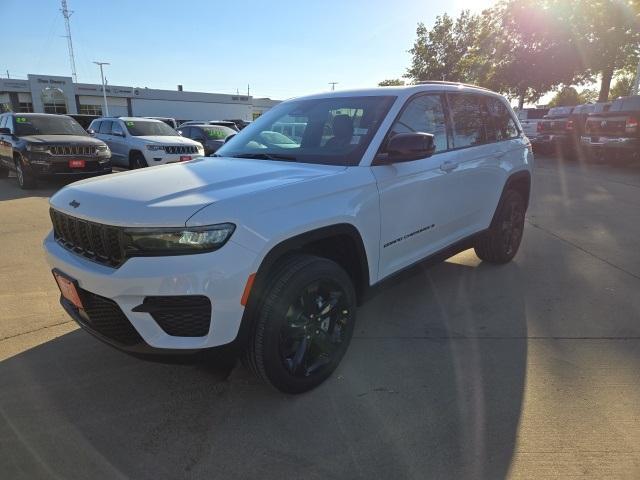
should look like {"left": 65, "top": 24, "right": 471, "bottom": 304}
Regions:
{"left": 241, "top": 273, "right": 256, "bottom": 306}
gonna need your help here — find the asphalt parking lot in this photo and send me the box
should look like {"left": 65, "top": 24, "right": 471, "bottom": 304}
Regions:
{"left": 1, "top": 155, "right": 640, "bottom": 479}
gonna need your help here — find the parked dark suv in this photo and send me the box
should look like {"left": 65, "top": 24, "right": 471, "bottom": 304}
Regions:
{"left": 179, "top": 123, "right": 236, "bottom": 155}
{"left": 0, "top": 113, "right": 112, "bottom": 189}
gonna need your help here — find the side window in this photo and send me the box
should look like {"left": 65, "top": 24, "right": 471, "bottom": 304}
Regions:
{"left": 485, "top": 97, "right": 519, "bottom": 141}
{"left": 90, "top": 120, "right": 101, "bottom": 132}
{"left": 448, "top": 94, "right": 487, "bottom": 148}
{"left": 0, "top": 115, "right": 6, "bottom": 129}
{"left": 111, "top": 122, "right": 124, "bottom": 136}
{"left": 390, "top": 94, "right": 448, "bottom": 152}
{"left": 99, "top": 120, "right": 113, "bottom": 135}
{"left": 5, "top": 116, "right": 14, "bottom": 133}
{"left": 181, "top": 126, "right": 192, "bottom": 138}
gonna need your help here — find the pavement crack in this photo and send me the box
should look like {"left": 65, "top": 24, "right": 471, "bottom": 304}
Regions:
{"left": 526, "top": 220, "right": 640, "bottom": 281}
{"left": 0, "top": 321, "right": 74, "bottom": 343}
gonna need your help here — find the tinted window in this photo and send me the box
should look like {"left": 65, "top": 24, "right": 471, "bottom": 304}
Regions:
{"left": 485, "top": 97, "right": 519, "bottom": 141}
{"left": 217, "top": 96, "right": 395, "bottom": 166}
{"left": 390, "top": 94, "right": 448, "bottom": 152}
{"left": 90, "top": 120, "right": 102, "bottom": 132}
{"left": 0, "top": 115, "right": 6, "bottom": 129}
{"left": 448, "top": 94, "right": 486, "bottom": 148}
{"left": 180, "top": 126, "right": 192, "bottom": 137}
{"left": 547, "top": 106, "right": 573, "bottom": 117}
{"left": 124, "top": 120, "right": 177, "bottom": 136}
{"left": 14, "top": 115, "right": 87, "bottom": 136}
{"left": 201, "top": 125, "right": 236, "bottom": 140}
{"left": 611, "top": 96, "right": 640, "bottom": 112}
{"left": 98, "top": 120, "right": 113, "bottom": 134}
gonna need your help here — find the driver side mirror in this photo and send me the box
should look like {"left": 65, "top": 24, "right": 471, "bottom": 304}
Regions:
{"left": 382, "top": 133, "right": 436, "bottom": 163}
{"left": 87, "top": 129, "right": 96, "bottom": 135}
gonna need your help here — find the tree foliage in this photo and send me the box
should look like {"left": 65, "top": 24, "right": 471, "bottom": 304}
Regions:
{"left": 404, "top": 0, "right": 640, "bottom": 106}
{"left": 609, "top": 75, "right": 635, "bottom": 100}
{"left": 547, "top": 86, "right": 599, "bottom": 107}
{"left": 378, "top": 79, "right": 405, "bottom": 86}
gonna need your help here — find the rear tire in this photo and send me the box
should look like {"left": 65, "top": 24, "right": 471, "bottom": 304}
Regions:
{"left": 474, "top": 190, "right": 526, "bottom": 264}
{"left": 15, "top": 156, "right": 36, "bottom": 189}
{"left": 129, "top": 152, "right": 148, "bottom": 169}
{"left": 243, "top": 254, "right": 357, "bottom": 394}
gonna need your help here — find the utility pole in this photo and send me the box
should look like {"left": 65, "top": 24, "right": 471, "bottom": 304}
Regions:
{"left": 93, "top": 61, "right": 110, "bottom": 116}
{"left": 247, "top": 84, "right": 250, "bottom": 96}
{"left": 329, "top": 82, "right": 338, "bottom": 91}
{"left": 5, "top": 70, "right": 9, "bottom": 79}
{"left": 60, "top": 0, "right": 78, "bottom": 83}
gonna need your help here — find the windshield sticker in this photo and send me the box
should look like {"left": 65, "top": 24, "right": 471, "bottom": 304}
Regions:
{"left": 354, "top": 128, "right": 368, "bottom": 135}
{"left": 16, "top": 117, "right": 28, "bottom": 123}
{"left": 126, "top": 121, "right": 134, "bottom": 126}
{"left": 207, "top": 130, "right": 227, "bottom": 139}
{"left": 350, "top": 135, "right": 361, "bottom": 145}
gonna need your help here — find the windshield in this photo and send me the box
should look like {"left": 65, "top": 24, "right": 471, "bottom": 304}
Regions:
{"left": 14, "top": 115, "right": 87, "bottom": 137}
{"left": 201, "top": 126, "right": 236, "bottom": 140}
{"left": 611, "top": 96, "right": 640, "bottom": 112}
{"left": 124, "top": 120, "right": 178, "bottom": 136}
{"left": 216, "top": 95, "right": 396, "bottom": 166}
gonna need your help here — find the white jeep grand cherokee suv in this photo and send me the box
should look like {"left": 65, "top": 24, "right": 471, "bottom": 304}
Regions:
{"left": 88, "top": 117, "right": 204, "bottom": 168}
{"left": 45, "top": 83, "right": 533, "bottom": 393}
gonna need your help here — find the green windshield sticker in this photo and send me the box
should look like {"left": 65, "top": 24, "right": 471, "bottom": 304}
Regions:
{"left": 206, "top": 130, "right": 227, "bottom": 139}
{"left": 126, "top": 121, "right": 134, "bottom": 126}
{"left": 16, "top": 117, "right": 27, "bottom": 123}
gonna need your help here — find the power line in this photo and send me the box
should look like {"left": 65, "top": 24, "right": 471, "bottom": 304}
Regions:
{"left": 60, "top": 0, "right": 77, "bottom": 82}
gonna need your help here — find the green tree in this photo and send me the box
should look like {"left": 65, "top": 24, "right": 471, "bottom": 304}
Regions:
{"left": 573, "top": 0, "right": 640, "bottom": 101}
{"left": 609, "top": 75, "right": 634, "bottom": 100}
{"left": 548, "top": 87, "right": 582, "bottom": 107}
{"left": 378, "top": 79, "right": 405, "bottom": 87}
{"left": 405, "top": 11, "right": 486, "bottom": 84}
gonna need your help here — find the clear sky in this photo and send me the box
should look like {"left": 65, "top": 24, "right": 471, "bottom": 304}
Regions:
{"left": 4, "top": 0, "right": 494, "bottom": 100}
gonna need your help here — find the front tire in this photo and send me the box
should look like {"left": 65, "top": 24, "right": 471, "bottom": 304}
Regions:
{"left": 243, "top": 255, "right": 357, "bottom": 394}
{"left": 475, "top": 190, "right": 526, "bottom": 264}
{"left": 129, "top": 152, "right": 148, "bottom": 169}
{"left": 15, "top": 156, "right": 36, "bottom": 189}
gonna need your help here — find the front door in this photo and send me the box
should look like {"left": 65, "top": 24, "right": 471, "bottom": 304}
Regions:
{"left": 372, "top": 93, "right": 462, "bottom": 279}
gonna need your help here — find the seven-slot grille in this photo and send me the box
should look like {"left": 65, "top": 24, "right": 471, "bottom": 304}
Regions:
{"left": 50, "top": 209, "right": 125, "bottom": 267}
{"left": 49, "top": 145, "right": 98, "bottom": 156}
{"left": 164, "top": 145, "right": 198, "bottom": 155}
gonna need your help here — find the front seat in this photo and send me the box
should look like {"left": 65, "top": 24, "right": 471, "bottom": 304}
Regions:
{"left": 325, "top": 115, "right": 353, "bottom": 148}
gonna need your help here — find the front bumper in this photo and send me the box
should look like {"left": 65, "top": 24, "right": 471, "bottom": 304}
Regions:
{"left": 143, "top": 150, "right": 204, "bottom": 165}
{"left": 27, "top": 154, "right": 112, "bottom": 177}
{"left": 44, "top": 231, "right": 258, "bottom": 353}
{"left": 530, "top": 133, "right": 570, "bottom": 146}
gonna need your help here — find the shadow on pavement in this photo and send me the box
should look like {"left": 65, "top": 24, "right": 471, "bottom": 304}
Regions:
{"left": 0, "top": 257, "right": 527, "bottom": 480}
{"left": 0, "top": 177, "right": 70, "bottom": 202}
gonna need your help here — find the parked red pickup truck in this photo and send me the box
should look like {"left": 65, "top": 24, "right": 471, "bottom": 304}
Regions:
{"left": 581, "top": 96, "right": 640, "bottom": 160}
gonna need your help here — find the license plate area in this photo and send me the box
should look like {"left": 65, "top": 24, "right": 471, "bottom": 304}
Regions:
{"left": 69, "top": 159, "right": 86, "bottom": 168}
{"left": 52, "top": 269, "right": 84, "bottom": 309}
{"left": 179, "top": 155, "right": 192, "bottom": 162}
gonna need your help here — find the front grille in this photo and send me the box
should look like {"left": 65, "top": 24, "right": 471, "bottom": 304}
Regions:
{"left": 77, "top": 289, "right": 143, "bottom": 346}
{"left": 50, "top": 145, "right": 98, "bottom": 156}
{"left": 136, "top": 296, "right": 211, "bottom": 337}
{"left": 164, "top": 145, "right": 198, "bottom": 155}
{"left": 50, "top": 209, "right": 125, "bottom": 268}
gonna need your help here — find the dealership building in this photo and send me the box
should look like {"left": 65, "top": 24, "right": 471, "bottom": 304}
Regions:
{"left": 0, "top": 74, "right": 281, "bottom": 122}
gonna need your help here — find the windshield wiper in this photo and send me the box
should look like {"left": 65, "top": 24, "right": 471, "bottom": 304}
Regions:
{"left": 227, "top": 153, "right": 299, "bottom": 162}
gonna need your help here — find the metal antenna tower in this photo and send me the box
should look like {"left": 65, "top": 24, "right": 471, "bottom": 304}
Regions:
{"left": 60, "top": 0, "right": 78, "bottom": 82}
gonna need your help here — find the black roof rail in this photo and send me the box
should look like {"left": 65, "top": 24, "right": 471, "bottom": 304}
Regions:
{"left": 415, "top": 80, "right": 493, "bottom": 92}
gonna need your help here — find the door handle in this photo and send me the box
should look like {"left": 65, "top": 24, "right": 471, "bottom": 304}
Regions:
{"left": 440, "top": 160, "right": 458, "bottom": 172}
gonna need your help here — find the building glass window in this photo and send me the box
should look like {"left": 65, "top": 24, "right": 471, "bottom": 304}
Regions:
{"left": 0, "top": 103, "right": 12, "bottom": 113}
{"left": 43, "top": 103, "right": 67, "bottom": 114}
{"left": 79, "top": 104, "right": 103, "bottom": 115}
{"left": 17, "top": 102, "right": 34, "bottom": 113}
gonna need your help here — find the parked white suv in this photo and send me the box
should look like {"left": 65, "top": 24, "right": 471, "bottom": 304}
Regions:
{"left": 45, "top": 83, "right": 533, "bottom": 393}
{"left": 88, "top": 117, "right": 204, "bottom": 168}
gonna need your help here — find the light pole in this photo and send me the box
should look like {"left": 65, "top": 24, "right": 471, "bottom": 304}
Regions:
{"left": 93, "top": 61, "right": 110, "bottom": 116}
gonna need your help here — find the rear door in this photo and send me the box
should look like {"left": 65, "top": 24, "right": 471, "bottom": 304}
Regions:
{"left": 0, "top": 115, "right": 10, "bottom": 166}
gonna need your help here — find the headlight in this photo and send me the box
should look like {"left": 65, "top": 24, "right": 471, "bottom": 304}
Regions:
{"left": 145, "top": 144, "right": 165, "bottom": 151}
{"left": 27, "top": 144, "right": 49, "bottom": 152}
{"left": 97, "top": 144, "right": 110, "bottom": 152}
{"left": 123, "top": 223, "right": 235, "bottom": 255}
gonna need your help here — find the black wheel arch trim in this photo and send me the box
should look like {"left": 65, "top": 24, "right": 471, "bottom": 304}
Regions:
{"left": 236, "top": 223, "right": 370, "bottom": 348}
{"left": 490, "top": 170, "right": 531, "bottom": 227}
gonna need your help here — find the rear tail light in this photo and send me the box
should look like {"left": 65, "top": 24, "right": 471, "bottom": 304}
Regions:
{"left": 566, "top": 120, "right": 574, "bottom": 131}
{"left": 537, "top": 122, "right": 543, "bottom": 133}
{"left": 625, "top": 117, "right": 638, "bottom": 134}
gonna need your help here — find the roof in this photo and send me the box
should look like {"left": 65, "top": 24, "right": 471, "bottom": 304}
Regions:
{"left": 290, "top": 83, "right": 504, "bottom": 103}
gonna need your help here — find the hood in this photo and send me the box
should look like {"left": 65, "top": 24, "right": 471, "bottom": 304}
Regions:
{"left": 137, "top": 135, "right": 200, "bottom": 146}
{"left": 21, "top": 135, "right": 104, "bottom": 145}
{"left": 49, "top": 157, "right": 345, "bottom": 227}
